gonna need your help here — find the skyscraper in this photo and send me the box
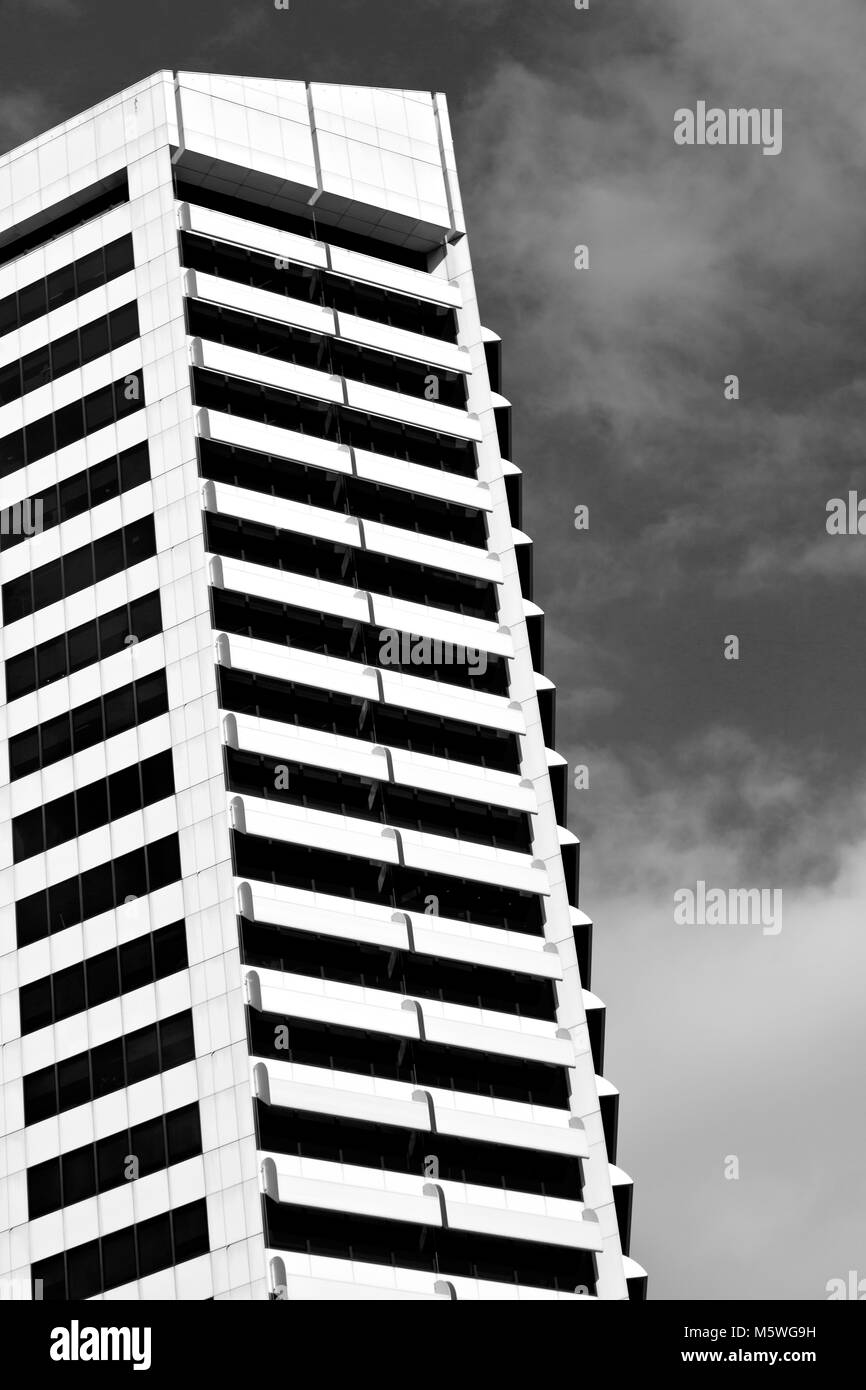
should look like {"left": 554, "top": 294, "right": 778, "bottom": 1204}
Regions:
{"left": 0, "top": 71, "right": 646, "bottom": 1301}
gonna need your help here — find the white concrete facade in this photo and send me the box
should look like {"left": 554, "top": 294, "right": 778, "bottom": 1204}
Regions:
{"left": 0, "top": 72, "right": 644, "bottom": 1300}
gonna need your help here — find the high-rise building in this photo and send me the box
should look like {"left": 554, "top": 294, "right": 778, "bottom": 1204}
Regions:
{"left": 0, "top": 71, "right": 646, "bottom": 1302}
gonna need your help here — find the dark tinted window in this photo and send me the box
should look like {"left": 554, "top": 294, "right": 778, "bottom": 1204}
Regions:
{"left": 23, "top": 1011, "right": 195, "bottom": 1122}
{"left": 1, "top": 441, "right": 150, "bottom": 556}
{"left": 0, "top": 372, "right": 145, "bottom": 480}
{"left": 27, "top": 1103, "right": 203, "bottom": 1219}
{"left": 9, "top": 671, "right": 168, "bottom": 781}
{"left": 31, "top": 1197, "right": 208, "bottom": 1299}
{"left": 1, "top": 514, "right": 155, "bottom": 622}
{"left": 18, "top": 919, "right": 187, "bottom": 1034}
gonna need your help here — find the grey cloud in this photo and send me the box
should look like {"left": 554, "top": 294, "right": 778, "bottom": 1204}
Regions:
{"left": 457, "top": 1, "right": 866, "bottom": 601}
{"left": 569, "top": 730, "right": 866, "bottom": 896}
{"left": 447, "top": 0, "right": 866, "bottom": 1298}
{"left": 0, "top": 90, "right": 59, "bottom": 154}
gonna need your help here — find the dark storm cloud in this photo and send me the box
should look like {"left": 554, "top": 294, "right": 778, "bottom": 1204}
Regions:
{"left": 451, "top": 0, "right": 866, "bottom": 1297}
{"left": 455, "top": 0, "right": 866, "bottom": 867}
{"left": 0, "top": 90, "right": 60, "bottom": 151}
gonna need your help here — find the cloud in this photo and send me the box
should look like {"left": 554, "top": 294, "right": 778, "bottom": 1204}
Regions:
{"left": 18, "top": 0, "right": 78, "bottom": 11}
{"left": 437, "top": 0, "right": 511, "bottom": 22}
{"left": 567, "top": 727, "right": 866, "bottom": 896}
{"left": 457, "top": 0, "right": 866, "bottom": 601}
{"left": 0, "top": 90, "right": 59, "bottom": 155}
{"left": 601, "top": 837, "right": 866, "bottom": 1297}
{"left": 564, "top": 731, "right": 866, "bottom": 1298}
{"left": 195, "top": 5, "right": 270, "bottom": 56}
{"left": 450, "top": 0, "right": 866, "bottom": 1298}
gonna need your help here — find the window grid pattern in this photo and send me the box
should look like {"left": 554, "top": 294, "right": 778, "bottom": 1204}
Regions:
{"left": 0, "top": 301, "right": 139, "bottom": 407}
{"left": 26, "top": 1102, "right": 202, "bottom": 1220}
{"left": 30, "top": 1198, "right": 209, "bottom": 1300}
{"left": 0, "top": 234, "right": 134, "bottom": 339}
{"left": 15, "top": 832, "right": 182, "bottom": 948}
{"left": 0, "top": 440, "right": 150, "bottom": 554}
{"left": 19, "top": 920, "right": 188, "bottom": 1035}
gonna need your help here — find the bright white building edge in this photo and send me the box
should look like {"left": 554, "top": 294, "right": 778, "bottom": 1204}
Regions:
{"left": 0, "top": 71, "right": 646, "bottom": 1300}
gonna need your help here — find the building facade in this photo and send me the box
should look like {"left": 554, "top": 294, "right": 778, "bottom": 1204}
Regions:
{"left": 0, "top": 72, "right": 646, "bottom": 1301}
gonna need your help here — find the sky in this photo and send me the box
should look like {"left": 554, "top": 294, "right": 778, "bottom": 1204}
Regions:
{"left": 2, "top": 0, "right": 864, "bottom": 1301}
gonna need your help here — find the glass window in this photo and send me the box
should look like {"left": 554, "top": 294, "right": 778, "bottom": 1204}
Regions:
{"left": 61, "top": 543, "right": 94, "bottom": 598}
{"left": 49, "top": 331, "right": 78, "bottom": 379}
{"left": 12, "top": 806, "right": 44, "bottom": 862}
{"left": 166, "top": 1105, "right": 201, "bottom": 1165}
{"left": 115, "top": 374, "right": 143, "bottom": 419}
{"left": 4, "top": 651, "right": 34, "bottom": 701}
{"left": 103, "top": 685, "right": 133, "bottom": 739}
{"left": 94, "top": 528, "right": 124, "bottom": 583}
{"left": 91, "top": 1036, "right": 124, "bottom": 1099}
{"left": 33, "top": 558, "right": 63, "bottom": 611}
{"left": 86, "top": 948, "right": 119, "bottom": 1009}
{"left": 131, "top": 1115, "right": 165, "bottom": 1178}
{"left": 49, "top": 875, "right": 80, "bottom": 934}
{"left": 137, "top": 1211, "right": 172, "bottom": 1278}
{"left": 75, "top": 250, "right": 104, "bottom": 298}
{"left": 0, "top": 294, "right": 16, "bottom": 336}
{"left": 141, "top": 753, "right": 171, "bottom": 807}
{"left": 98, "top": 605, "right": 129, "bottom": 659}
{"left": 42, "top": 712, "right": 72, "bottom": 764}
{"left": 104, "top": 237, "right": 134, "bottom": 280}
{"left": 46, "top": 263, "right": 75, "bottom": 312}
{"left": 113, "top": 845, "right": 147, "bottom": 902}
{"left": 18, "top": 279, "right": 46, "bottom": 324}
{"left": 27, "top": 1158, "right": 62, "bottom": 1219}
{"left": 72, "top": 697, "right": 102, "bottom": 753}
{"left": 67, "top": 1241, "right": 101, "bottom": 1300}
{"left": 36, "top": 635, "right": 67, "bottom": 688}
{"left": 80, "top": 316, "right": 110, "bottom": 363}
{"left": 84, "top": 384, "right": 114, "bottom": 434}
{"left": 67, "top": 621, "right": 96, "bottom": 676}
{"left": 108, "top": 762, "right": 140, "bottom": 821}
{"left": 57, "top": 1051, "right": 90, "bottom": 1111}
{"left": 109, "top": 303, "right": 138, "bottom": 349}
{"left": 0, "top": 361, "right": 20, "bottom": 406}
{"left": 172, "top": 1200, "right": 208, "bottom": 1264}
{"left": 19, "top": 977, "right": 52, "bottom": 1034}
{"left": 153, "top": 921, "right": 186, "bottom": 978}
{"left": 119, "top": 934, "right": 152, "bottom": 994}
{"left": 96, "top": 1131, "right": 130, "bottom": 1192}
{"left": 101, "top": 1226, "right": 136, "bottom": 1292}
{"left": 52, "top": 962, "right": 86, "bottom": 1022}
{"left": 16, "top": 890, "right": 47, "bottom": 947}
{"left": 24, "top": 1065, "right": 56, "bottom": 1123}
{"left": 53, "top": 399, "right": 82, "bottom": 451}
{"left": 124, "top": 516, "right": 154, "bottom": 568}
{"left": 89, "top": 456, "right": 118, "bottom": 507}
{"left": 3, "top": 576, "right": 32, "bottom": 624}
{"left": 0, "top": 426, "right": 26, "bottom": 473}
{"left": 44, "top": 791, "right": 76, "bottom": 849}
{"left": 33, "top": 1252, "right": 66, "bottom": 1301}
{"left": 159, "top": 1013, "right": 193, "bottom": 1071}
{"left": 135, "top": 672, "right": 167, "bottom": 724}
{"left": 80, "top": 861, "right": 112, "bottom": 921}
{"left": 130, "top": 591, "right": 161, "bottom": 642}
{"left": 146, "top": 835, "right": 181, "bottom": 890}
{"left": 76, "top": 779, "right": 108, "bottom": 836}
{"left": 120, "top": 443, "right": 149, "bottom": 491}
{"left": 125, "top": 1023, "right": 157, "bottom": 1086}
{"left": 39, "top": 484, "right": 60, "bottom": 529}
{"left": 59, "top": 468, "right": 89, "bottom": 520}
{"left": 62, "top": 1144, "right": 96, "bottom": 1205}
